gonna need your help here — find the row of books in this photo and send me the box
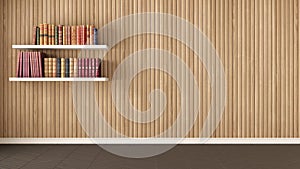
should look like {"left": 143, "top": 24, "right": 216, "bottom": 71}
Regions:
{"left": 32, "top": 23, "right": 98, "bottom": 45}
{"left": 16, "top": 51, "right": 102, "bottom": 78}
{"left": 16, "top": 51, "right": 43, "bottom": 77}
{"left": 44, "top": 57, "right": 102, "bottom": 77}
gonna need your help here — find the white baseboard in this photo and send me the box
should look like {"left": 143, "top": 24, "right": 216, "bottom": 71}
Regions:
{"left": 1, "top": 138, "right": 300, "bottom": 144}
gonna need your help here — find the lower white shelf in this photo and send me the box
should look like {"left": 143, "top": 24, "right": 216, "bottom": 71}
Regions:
{"left": 9, "top": 77, "right": 109, "bottom": 82}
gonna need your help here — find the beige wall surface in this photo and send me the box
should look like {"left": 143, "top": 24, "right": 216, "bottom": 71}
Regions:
{"left": 0, "top": 0, "right": 299, "bottom": 138}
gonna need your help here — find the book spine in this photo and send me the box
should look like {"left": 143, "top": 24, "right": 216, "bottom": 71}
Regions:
{"left": 91, "top": 58, "right": 95, "bottom": 77}
{"left": 88, "top": 58, "right": 92, "bottom": 77}
{"left": 73, "top": 58, "right": 78, "bottom": 77}
{"left": 61, "top": 58, "right": 65, "bottom": 77}
{"left": 32, "top": 52, "right": 36, "bottom": 77}
{"left": 76, "top": 26, "right": 80, "bottom": 45}
{"left": 86, "top": 25, "right": 90, "bottom": 45}
{"left": 52, "top": 58, "right": 57, "bottom": 77}
{"left": 69, "top": 58, "right": 74, "bottom": 77}
{"left": 44, "top": 23, "right": 48, "bottom": 45}
{"left": 54, "top": 26, "right": 58, "bottom": 45}
{"left": 96, "top": 58, "right": 100, "bottom": 77}
{"left": 82, "top": 25, "right": 86, "bottom": 45}
{"left": 16, "top": 52, "right": 21, "bottom": 77}
{"left": 51, "top": 24, "right": 55, "bottom": 45}
{"left": 48, "top": 24, "right": 51, "bottom": 45}
{"left": 32, "top": 26, "right": 37, "bottom": 45}
{"left": 38, "top": 52, "right": 42, "bottom": 77}
{"left": 65, "top": 58, "right": 70, "bottom": 77}
{"left": 39, "top": 24, "right": 44, "bottom": 45}
{"left": 78, "top": 58, "right": 81, "bottom": 77}
{"left": 36, "top": 27, "right": 40, "bottom": 45}
{"left": 90, "top": 25, "right": 95, "bottom": 45}
{"left": 63, "top": 26, "right": 66, "bottom": 45}
{"left": 71, "top": 26, "right": 76, "bottom": 45}
{"left": 94, "top": 28, "right": 98, "bottom": 45}
{"left": 44, "top": 58, "right": 48, "bottom": 77}
{"left": 56, "top": 58, "right": 61, "bottom": 77}
{"left": 26, "top": 52, "right": 29, "bottom": 77}
{"left": 81, "top": 58, "right": 85, "bottom": 77}
{"left": 29, "top": 52, "right": 33, "bottom": 77}
{"left": 20, "top": 52, "right": 23, "bottom": 77}
{"left": 58, "top": 25, "right": 63, "bottom": 45}
{"left": 48, "top": 57, "right": 52, "bottom": 77}
{"left": 84, "top": 58, "right": 88, "bottom": 77}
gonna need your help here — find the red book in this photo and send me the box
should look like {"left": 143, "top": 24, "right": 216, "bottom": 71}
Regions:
{"left": 20, "top": 52, "right": 23, "bottom": 77}
{"left": 23, "top": 52, "right": 27, "bottom": 77}
{"left": 84, "top": 58, "right": 88, "bottom": 77}
{"left": 88, "top": 58, "right": 92, "bottom": 77}
{"left": 91, "top": 58, "right": 95, "bottom": 77}
{"left": 38, "top": 52, "right": 42, "bottom": 77}
{"left": 96, "top": 58, "right": 100, "bottom": 77}
{"left": 16, "top": 52, "right": 21, "bottom": 77}
{"left": 23, "top": 52, "right": 26, "bottom": 77}
{"left": 29, "top": 52, "right": 33, "bottom": 77}
{"left": 33, "top": 52, "right": 37, "bottom": 77}
{"left": 76, "top": 26, "right": 80, "bottom": 45}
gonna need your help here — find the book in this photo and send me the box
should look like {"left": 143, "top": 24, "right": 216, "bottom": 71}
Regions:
{"left": 76, "top": 26, "right": 81, "bottom": 45}
{"left": 95, "top": 58, "right": 101, "bottom": 77}
{"left": 65, "top": 58, "right": 69, "bottom": 77}
{"left": 54, "top": 26, "right": 58, "bottom": 45}
{"left": 90, "top": 25, "right": 95, "bottom": 45}
{"left": 73, "top": 58, "right": 78, "bottom": 77}
{"left": 36, "top": 27, "right": 40, "bottom": 45}
{"left": 69, "top": 58, "right": 74, "bottom": 77}
{"left": 52, "top": 58, "right": 56, "bottom": 77}
{"left": 38, "top": 52, "right": 42, "bottom": 77}
{"left": 84, "top": 58, "right": 88, "bottom": 77}
{"left": 16, "top": 52, "right": 22, "bottom": 77}
{"left": 88, "top": 58, "right": 92, "bottom": 77}
{"left": 48, "top": 57, "right": 52, "bottom": 77}
{"left": 58, "top": 25, "right": 63, "bottom": 45}
{"left": 48, "top": 24, "right": 51, "bottom": 45}
{"left": 61, "top": 58, "right": 65, "bottom": 77}
{"left": 78, "top": 58, "right": 81, "bottom": 77}
{"left": 94, "top": 28, "right": 98, "bottom": 45}
{"left": 71, "top": 26, "right": 76, "bottom": 45}
{"left": 32, "top": 26, "right": 37, "bottom": 45}
{"left": 63, "top": 26, "right": 66, "bottom": 45}
{"left": 39, "top": 24, "right": 44, "bottom": 45}
{"left": 86, "top": 25, "right": 90, "bottom": 45}
{"left": 56, "top": 58, "right": 61, "bottom": 77}
{"left": 82, "top": 25, "right": 86, "bottom": 45}
{"left": 44, "top": 23, "right": 48, "bottom": 45}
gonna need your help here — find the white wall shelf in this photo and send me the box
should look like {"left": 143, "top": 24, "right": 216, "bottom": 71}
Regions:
{"left": 9, "top": 77, "right": 109, "bottom": 82}
{"left": 12, "top": 45, "right": 109, "bottom": 50}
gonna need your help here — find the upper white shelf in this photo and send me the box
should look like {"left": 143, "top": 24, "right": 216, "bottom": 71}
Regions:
{"left": 12, "top": 45, "right": 109, "bottom": 50}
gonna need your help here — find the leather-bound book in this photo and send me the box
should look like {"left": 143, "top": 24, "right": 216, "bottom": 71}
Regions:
{"left": 73, "top": 58, "right": 78, "bottom": 77}
{"left": 39, "top": 24, "right": 44, "bottom": 45}
{"left": 61, "top": 58, "right": 65, "bottom": 77}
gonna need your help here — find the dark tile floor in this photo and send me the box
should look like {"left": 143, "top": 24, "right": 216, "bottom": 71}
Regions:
{"left": 0, "top": 144, "right": 300, "bottom": 169}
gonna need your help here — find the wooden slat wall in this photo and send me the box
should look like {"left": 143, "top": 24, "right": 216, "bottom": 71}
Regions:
{"left": 1, "top": 0, "right": 300, "bottom": 138}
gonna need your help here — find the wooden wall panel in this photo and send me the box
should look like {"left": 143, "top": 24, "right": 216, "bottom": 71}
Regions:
{"left": 1, "top": 0, "right": 300, "bottom": 138}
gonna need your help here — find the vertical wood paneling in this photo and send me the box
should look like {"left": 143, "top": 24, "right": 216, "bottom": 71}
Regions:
{"left": 1, "top": 0, "right": 300, "bottom": 138}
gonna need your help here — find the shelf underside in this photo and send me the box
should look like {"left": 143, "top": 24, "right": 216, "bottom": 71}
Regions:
{"left": 12, "top": 45, "right": 109, "bottom": 50}
{"left": 9, "top": 77, "right": 109, "bottom": 82}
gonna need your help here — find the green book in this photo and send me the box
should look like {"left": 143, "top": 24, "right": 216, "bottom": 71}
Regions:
{"left": 36, "top": 27, "right": 40, "bottom": 45}
{"left": 54, "top": 26, "right": 58, "bottom": 45}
